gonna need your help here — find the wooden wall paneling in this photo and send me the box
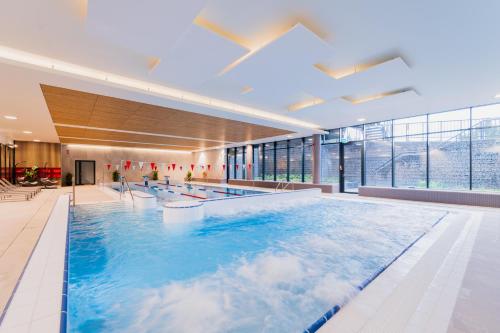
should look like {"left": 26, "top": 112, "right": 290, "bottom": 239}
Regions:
{"left": 15, "top": 141, "right": 61, "bottom": 168}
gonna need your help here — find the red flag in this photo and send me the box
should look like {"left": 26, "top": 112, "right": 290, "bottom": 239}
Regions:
{"left": 125, "top": 160, "right": 131, "bottom": 170}
{"left": 190, "top": 164, "right": 194, "bottom": 171}
{"left": 172, "top": 163, "right": 176, "bottom": 171}
{"left": 248, "top": 163, "right": 252, "bottom": 169}
{"left": 168, "top": 165, "right": 171, "bottom": 171}
{"left": 222, "top": 164, "right": 226, "bottom": 171}
{"left": 207, "top": 164, "right": 211, "bottom": 171}
{"left": 106, "top": 164, "right": 111, "bottom": 170}
{"left": 150, "top": 162, "right": 156, "bottom": 170}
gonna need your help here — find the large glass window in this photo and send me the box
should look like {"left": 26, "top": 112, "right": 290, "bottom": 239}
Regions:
{"left": 472, "top": 104, "right": 500, "bottom": 128}
{"left": 289, "top": 139, "right": 303, "bottom": 182}
{"left": 227, "top": 148, "right": 235, "bottom": 180}
{"left": 235, "top": 146, "right": 245, "bottom": 179}
{"left": 393, "top": 115, "right": 427, "bottom": 136}
{"left": 429, "top": 130, "right": 470, "bottom": 190}
{"left": 471, "top": 105, "right": 500, "bottom": 191}
{"left": 343, "top": 141, "right": 363, "bottom": 192}
{"left": 321, "top": 143, "right": 339, "bottom": 184}
{"left": 228, "top": 102, "right": 500, "bottom": 191}
{"left": 263, "top": 143, "right": 275, "bottom": 181}
{"left": 276, "top": 141, "right": 288, "bottom": 181}
{"left": 471, "top": 127, "right": 500, "bottom": 191}
{"left": 365, "top": 139, "right": 392, "bottom": 187}
{"left": 341, "top": 126, "right": 363, "bottom": 143}
{"left": 394, "top": 135, "right": 427, "bottom": 188}
{"left": 428, "top": 109, "right": 471, "bottom": 190}
{"left": 322, "top": 129, "right": 340, "bottom": 144}
{"left": 364, "top": 121, "right": 392, "bottom": 140}
{"left": 303, "top": 137, "right": 313, "bottom": 182}
{"left": 428, "top": 109, "right": 470, "bottom": 133}
{"left": 252, "top": 144, "right": 262, "bottom": 180}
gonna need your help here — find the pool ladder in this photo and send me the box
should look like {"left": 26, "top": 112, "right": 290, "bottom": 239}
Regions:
{"left": 120, "top": 176, "right": 135, "bottom": 204}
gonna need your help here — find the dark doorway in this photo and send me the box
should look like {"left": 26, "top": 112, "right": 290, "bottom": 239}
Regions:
{"left": 75, "top": 160, "right": 96, "bottom": 185}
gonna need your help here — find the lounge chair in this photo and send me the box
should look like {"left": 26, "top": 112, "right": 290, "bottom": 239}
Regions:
{"left": 40, "top": 178, "right": 58, "bottom": 189}
{"left": 2, "top": 178, "right": 42, "bottom": 193}
{"left": 0, "top": 180, "right": 37, "bottom": 198}
{"left": 0, "top": 188, "right": 31, "bottom": 201}
{"left": 19, "top": 180, "right": 40, "bottom": 187}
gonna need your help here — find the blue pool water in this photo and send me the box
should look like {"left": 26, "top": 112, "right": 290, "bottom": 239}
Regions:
{"left": 112, "top": 182, "right": 265, "bottom": 202}
{"left": 68, "top": 199, "right": 447, "bottom": 333}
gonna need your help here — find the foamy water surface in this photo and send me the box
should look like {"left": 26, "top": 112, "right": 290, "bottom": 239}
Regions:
{"left": 68, "top": 198, "right": 446, "bottom": 332}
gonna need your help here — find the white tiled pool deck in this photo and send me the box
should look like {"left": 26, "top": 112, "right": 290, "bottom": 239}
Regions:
{"left": 0, "top": 184, "right": 498, "bottom": 333}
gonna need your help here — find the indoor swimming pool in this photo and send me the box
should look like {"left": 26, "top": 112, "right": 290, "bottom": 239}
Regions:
{"left": 67, "top": 198, "right": 448, "bottom": 333}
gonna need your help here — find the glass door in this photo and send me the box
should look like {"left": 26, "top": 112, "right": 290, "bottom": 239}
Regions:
{"left": 75, "top": 160, "right": 96, "bottom": 185}
{"left": 341, "top": 141, "right": 363, "bottom": 193}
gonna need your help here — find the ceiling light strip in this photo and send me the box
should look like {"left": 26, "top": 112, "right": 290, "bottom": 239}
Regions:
{"left": 64, "top": 143, "right": 192, "bottom": 154}
{"left": 342, "top": 88, "right": 415, "bottom": 105}
{"left": 54, "top": 123, "right": 233, "bottom": 144}
{"left": 288, "top": 98, "right": 325, "bottom": 112}
{"left": 0, "top": 45, "right": 320, "bottom": 130}
{"left": 59, "top": 136, "right": 199, "bottom": 149}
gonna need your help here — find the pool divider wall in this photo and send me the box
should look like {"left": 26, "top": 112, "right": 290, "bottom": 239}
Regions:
{"left": 162, "top": 188, "right": 322, "bottom": 223}
{"left": 163, "top": 201, "right": 204, "bottom": 223}
{"left": 129, "top": 190, "right": 156, "bottom": 209}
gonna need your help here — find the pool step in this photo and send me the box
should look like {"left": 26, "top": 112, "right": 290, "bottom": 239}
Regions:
{"left": 318, "top": 211, "right": 481, "bottom": 333}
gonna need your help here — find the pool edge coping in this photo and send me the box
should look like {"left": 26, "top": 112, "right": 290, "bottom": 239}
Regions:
{"left": 0, "top": 194, "right": 70, "bottom": 333}
{"left": 303, "top": 210, "right": 451, "bottom": 333}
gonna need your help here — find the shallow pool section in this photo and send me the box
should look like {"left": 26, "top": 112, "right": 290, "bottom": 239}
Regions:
{"left": 111, "top": 182, "right": 265, "bottom": 202}
{"left": 68, "top": 199, "right": 447, "bottom": 333}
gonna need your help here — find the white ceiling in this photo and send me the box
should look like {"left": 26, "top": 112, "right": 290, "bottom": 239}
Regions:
{"left": 0, "top": 0, "right": 499, "bottom": 145}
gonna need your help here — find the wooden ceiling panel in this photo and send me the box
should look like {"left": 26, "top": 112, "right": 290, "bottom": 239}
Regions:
{"left": 42, "top": 88, "right": 110, "bottom": 127}
{"left": 60, "top": 137, "right": 193, "bottom": 151}
{"left": 55, "top": 126, "right": 88, "bottom": 137}
{"left": 42, "top": 84, "right": 292, "bottom": 149}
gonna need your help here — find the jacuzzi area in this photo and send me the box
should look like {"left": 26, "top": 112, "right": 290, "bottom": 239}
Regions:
{"left": 64, "top": 195, "right": 453, "bottom": 333}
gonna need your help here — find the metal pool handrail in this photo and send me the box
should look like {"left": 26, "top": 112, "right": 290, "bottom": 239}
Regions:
{"left": 121, "top": 176, "right": 134, "bottom": 204}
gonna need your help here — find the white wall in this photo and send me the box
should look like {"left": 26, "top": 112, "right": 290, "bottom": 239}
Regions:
{"left": 61, "top": 144, "right": 193, "bottom": 183}
{"left": 191, "top": 148, "right": 226, "bottom": 180}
